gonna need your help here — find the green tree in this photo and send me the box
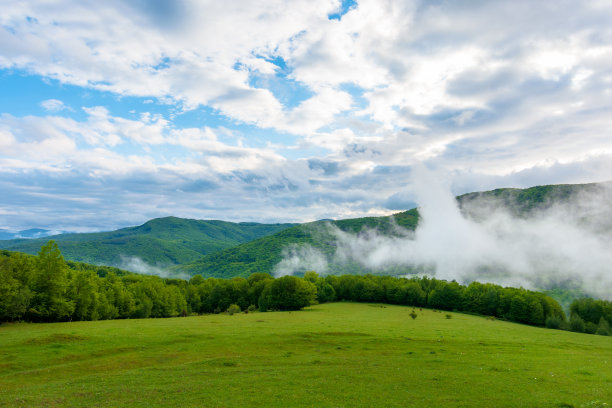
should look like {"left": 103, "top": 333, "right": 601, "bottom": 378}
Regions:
{"left": 545, "top": 315, "right": 564, "bottom": 330}
{"left": 315, "top": 278, "right": 335, "bottom": 303}
{"left": 427, "top": 281, "right": 463, "bottom": 311}
{"left": 595, "top": 317, "right": 610, "bottom": 336}
{"left": 68, "top": 270, "right": 100, "bottom": 321}
{"left": 29, "top": 241, "right": 74, "bottom": 321}
{"left": 508, "top": 293, "right": 530, "bottom": 323}
{"left": 404, "top": 281, "right": 427, "bottom": 306}
{"left": 303, "top": 271, "right": 319, "bottom": 283}
{"left": 527, "top": 296, "right": 545, "bottom": 326}
{"left": 102, "top": 272, "right": 133, "bottom": 318}
{"left": 569, "top": 314, "right": 585, "bottom": 333}
{"left": 247, "top": 273, "right": 273, "bottom": 306}
{"left": 570, "top": 298, "right": 611, "bottom": 326}
{"left": 258, "top": 276, "right": 316, "bottom": 311}
{"left": 0, "top": 256, "right": 32, "bottom": 321}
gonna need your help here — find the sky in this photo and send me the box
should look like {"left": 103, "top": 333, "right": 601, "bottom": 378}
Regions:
{"left": 1, "top": 0, "right": 612, "bottom": 232}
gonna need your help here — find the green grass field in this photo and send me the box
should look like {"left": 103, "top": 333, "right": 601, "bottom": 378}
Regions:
{"left": 0, "top": 303, "right": 610, "bottom": 407}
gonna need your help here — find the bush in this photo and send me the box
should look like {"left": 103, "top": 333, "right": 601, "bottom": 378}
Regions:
{"left": 247, "top": 304, "right": 257, "bottom": 312}
{"left": 445, "top": 314, "right": 452, "bottom": 319}
{"left": 409, "top": 310, "right": 417, "bottom": 320}
{"left": 226, "top": 304, "right": 241, "bottom": 316}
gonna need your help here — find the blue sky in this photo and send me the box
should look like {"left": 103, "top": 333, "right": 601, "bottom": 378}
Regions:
{"left": 1, "top": 0, "right": 612, "bottom": 231}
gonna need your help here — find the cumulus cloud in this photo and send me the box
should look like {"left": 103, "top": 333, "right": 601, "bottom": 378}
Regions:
{"left": 1, "top": 0, "right": 612, "bottom": 234}
{"left": 0, "top": 0, "right": 351, "bottom": 134}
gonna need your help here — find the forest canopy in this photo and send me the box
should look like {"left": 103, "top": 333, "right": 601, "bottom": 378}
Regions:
{"left": 1, "top": 242, "right": 609, "bottom": 336}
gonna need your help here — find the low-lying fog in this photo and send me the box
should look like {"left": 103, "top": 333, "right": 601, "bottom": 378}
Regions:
{"left": 275, "top": 169, "right": 612, "bottom": 300}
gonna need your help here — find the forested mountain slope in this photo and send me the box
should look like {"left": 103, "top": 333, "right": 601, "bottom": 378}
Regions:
{"left": 173, "top": 209, "right": 420, "bottom": 278}
{"left": 175, "top": 182, "right": 611, "bottom": 278}
{"left": 0, "top": 217, "right": 296, "bottom": 267}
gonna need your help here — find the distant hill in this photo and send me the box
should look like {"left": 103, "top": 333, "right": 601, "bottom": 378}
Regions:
{"left": 0, "top": 228, "right": 60, "bottom": 240}
{"left": 0, "top": 217, "right": 296, "bottom": 268}
{"left": 3, "top": 181, "right": 609, "bottom": 278}
{"left": 173, "top": 209, "right": 421, "bottom": 278}
{"left": 457, "top": 181, "right": 608, "bottom": 217}
{"left": 174, "top": 182, "right": 611, "bottom": 278}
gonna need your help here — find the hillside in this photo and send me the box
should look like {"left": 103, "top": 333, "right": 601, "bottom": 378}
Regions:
{"left": 174, "top": 209, "right": 421, "bottom": 278}
{"left": 1, "top": 303, "right": 609, "bottom": 407}
{"left": 0, "top": 217, "right": 296, "bottom": 268}
{"left": 175, "top": 182, "right": 611, "bottom": 278}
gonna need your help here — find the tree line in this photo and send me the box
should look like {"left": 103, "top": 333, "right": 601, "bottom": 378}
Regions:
{"left": 0, "top": 242, "right": 609, "bottom": 336}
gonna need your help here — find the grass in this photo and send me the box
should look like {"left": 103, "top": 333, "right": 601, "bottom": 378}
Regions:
{"left": 0, "top": 303, "right": 610, "bottom": 407}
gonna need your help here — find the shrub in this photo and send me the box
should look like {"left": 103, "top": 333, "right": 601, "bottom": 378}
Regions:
{"left": 409, "top": 310, "right": 417, "bottom": 320}
{"left": 445, "top": 314, "right": 452, "bottom": 319}
{"left": 226, "top": 304, "right": 241, "bottom": 316}
{"left": 247, "top": 304, "right": 257, "bottom": 312}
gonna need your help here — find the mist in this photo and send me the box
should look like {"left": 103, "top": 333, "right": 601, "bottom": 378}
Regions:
{"left": 274, "top": 245, "right": 329, "bottom": 277}
{"left": 119, "top": 256, "right": 189, "bottom": 280}
{"left": 274, "top": 168, "right": 612, "bottom": 300}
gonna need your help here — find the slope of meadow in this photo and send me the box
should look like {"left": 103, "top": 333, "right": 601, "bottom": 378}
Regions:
{"left": 0, "top": 302, "right": 609, "bottom": 407}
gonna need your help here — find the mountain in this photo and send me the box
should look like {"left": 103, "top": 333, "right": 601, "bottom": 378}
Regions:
{"left": 0, "top": 217, "right": 297, "bottom": 268}
{"left": 173, "top": 209, "right": 421, "bottom": 278}
{"left": 3, "top": 181, "right": 609, "bottom": 279}
{"left": 174, "top": 182, "right": 612, "bottom": 278}
{"left": 0, "top": 228, "right": 59, "bottom": 240}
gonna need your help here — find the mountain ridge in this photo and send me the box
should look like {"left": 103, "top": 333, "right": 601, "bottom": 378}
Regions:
{"left": 2, "top": 181, "right": 610, "bottom": 279}
{"left": 174, "top": 181, "right": 612, "bottom": 278}
{"left": 0, "top": 216, "right": 297, "bottom": 268}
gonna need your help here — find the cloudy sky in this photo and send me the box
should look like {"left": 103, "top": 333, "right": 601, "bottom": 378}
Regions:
{"left": 1, "top": 0, "right": 612, "bottom": 231}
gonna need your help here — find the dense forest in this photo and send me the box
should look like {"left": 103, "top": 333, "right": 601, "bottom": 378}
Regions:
{"left": 1, "top": 242, "right": 610, "bottom": 336}
{"left": 0, "top": 217, "right": 296, "bottom": 266}
{"left": 175, "top": 209, "right": 421, "bottom": 277}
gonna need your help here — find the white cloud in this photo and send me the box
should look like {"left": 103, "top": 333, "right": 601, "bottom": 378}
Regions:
{"left": 1, "top": 0, "right": 612, "bottom": 231}
{"left": 0, "top": 0, "right": 350, "bottom": 134}
{"left": 40, "top": 99, "right": 69, "bottom": 112}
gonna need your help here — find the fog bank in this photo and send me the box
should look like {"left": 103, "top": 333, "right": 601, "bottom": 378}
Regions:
{"left": 274, "top": 170, "right": 612, "bottom": 299}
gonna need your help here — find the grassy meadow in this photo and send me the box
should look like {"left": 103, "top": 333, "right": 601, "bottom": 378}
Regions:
{"left": 0, "top": 302, "right": 610, "bottom": 407}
